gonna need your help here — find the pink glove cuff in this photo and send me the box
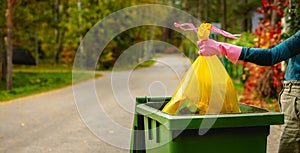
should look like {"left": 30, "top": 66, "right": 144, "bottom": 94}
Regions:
{"left": 219, "top": 43, "right": 242, "bottom": 64}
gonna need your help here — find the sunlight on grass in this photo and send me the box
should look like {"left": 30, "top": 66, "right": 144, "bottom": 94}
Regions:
{"left": 0, "top": 71, "right": 101, "bottom": 102}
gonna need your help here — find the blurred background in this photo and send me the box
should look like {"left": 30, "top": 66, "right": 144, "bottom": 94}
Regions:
{"left": 0, "top": 0, "right": 300, "bottom": 111}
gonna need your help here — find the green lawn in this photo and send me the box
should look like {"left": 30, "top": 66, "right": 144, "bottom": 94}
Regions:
{"left": 0, "top": 65, "right": 101, "bottom": 102}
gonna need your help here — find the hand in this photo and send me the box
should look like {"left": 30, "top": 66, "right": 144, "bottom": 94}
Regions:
{"left": 197, "top": 39, "right": 243, "bottom": 64}
{"left": 197, "top": 39, "right": 225, "bottom": 56}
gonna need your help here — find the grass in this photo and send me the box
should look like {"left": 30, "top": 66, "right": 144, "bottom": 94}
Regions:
{"left": 111, "top": 58, "right": 156, "bottom": 71}
{"left": 0, "top": 65, "right": 101, "bottom": 102}
{"left": 135, "top": 59, "right": 156, "bottom": 69}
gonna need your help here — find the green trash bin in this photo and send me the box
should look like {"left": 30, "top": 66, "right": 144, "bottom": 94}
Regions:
{"left": 130, "top": 96, "right": 284, "bottom": 153}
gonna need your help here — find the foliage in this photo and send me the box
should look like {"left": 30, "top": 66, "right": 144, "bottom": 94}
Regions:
{"left": 231, "top": 32, "right": 256, "bottom": 47}
{"left": 98, "top": 25, "right": 162, "bottom": 70}
{"left": 239, "top": 0, "right": 289, "bottom": 111}
{"left": 179, "top": 38, "right": 198, "bottom": 62}
{"left": 3, "top": 0, "right": 263, "bottom": 67}
{"left": 12, "top": 0, "right": 53, "bottom": 58}
{"left": 283, "top": 0, "right": 300, "bottom": 37}
{"left": 0, "top": 0, "right": 263, "bottom": 71}
{"left": 182, "top": 0, "right": 261, "bottom": 33}
{"left": 229, "top": 32, "right": 256, "bottom": 83}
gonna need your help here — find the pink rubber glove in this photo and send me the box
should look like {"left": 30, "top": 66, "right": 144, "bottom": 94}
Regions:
{"left": 198, "top": 39, "right": 242, "bottom": 63}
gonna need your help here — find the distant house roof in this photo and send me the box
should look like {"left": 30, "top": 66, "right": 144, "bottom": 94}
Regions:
{"left": 13, "top": 46, "right": 36, "bottom": 65}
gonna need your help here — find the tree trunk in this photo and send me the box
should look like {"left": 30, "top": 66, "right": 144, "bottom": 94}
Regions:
{"left": 6, "top": 0, "right": 13, "bottom": 90}
{"left": 241, "top": 0, "right": 248, "bottom": 32}
{"left": 0, "top": 1, "right": 6, "bottom": 83}
{"left": 0, "top": 29, "right": 6, "bottom": 82}
{"left": 54, "top": 29, "right": 64, "bottom": 64}
{"left": 222, "top": 0, "right": 227, "bottom": 42}
{"left": 271, "top": 0, "right": 278, "bottom": 27}
{"left": 53, "top": 0, "right": 60, "bottom": 64}
{"left": 198, "top": 0, "right": 202, "bottom": 21}
{"left": 204, "top": 0, "right": 209, "bottom": 21}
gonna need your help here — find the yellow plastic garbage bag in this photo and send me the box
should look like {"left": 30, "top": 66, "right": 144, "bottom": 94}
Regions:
{"left": 162, "top": 23, "right": 241, "bottom": 115}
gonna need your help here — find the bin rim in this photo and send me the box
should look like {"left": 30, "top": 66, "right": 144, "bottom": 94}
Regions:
{"left": 135, "top": 96, "right": 284, "bottom": 130}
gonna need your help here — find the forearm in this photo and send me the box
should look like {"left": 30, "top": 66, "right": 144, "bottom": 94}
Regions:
{"left": 239, "top": 43, "right": 291, "bottom": 66}
{"left": 239, "top": 30, "right": 300, "bottom": 66}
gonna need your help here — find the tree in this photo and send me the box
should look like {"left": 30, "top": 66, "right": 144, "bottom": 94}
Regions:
{"left": 222, "top": 0, "right": 227, "bottom": 42}
{"left": 13, "top": 1, "right": 53, "bottom": 61}
{"left": 6, "top": 0, "right": 16, "bottom": 90}
{"left": 0, "top": 0, "right": 6, "bottom": 83}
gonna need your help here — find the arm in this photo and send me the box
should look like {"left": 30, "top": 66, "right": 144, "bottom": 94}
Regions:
{"left": 198, "top": 30, "right": 300, "bottom": 65}
{"left": 239, "top": 30, "right": 300, "bottom": 66}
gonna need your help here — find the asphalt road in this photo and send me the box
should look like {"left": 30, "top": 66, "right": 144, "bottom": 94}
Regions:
{"left": 0, "top": 53, "right": 281, "bottom": 153}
